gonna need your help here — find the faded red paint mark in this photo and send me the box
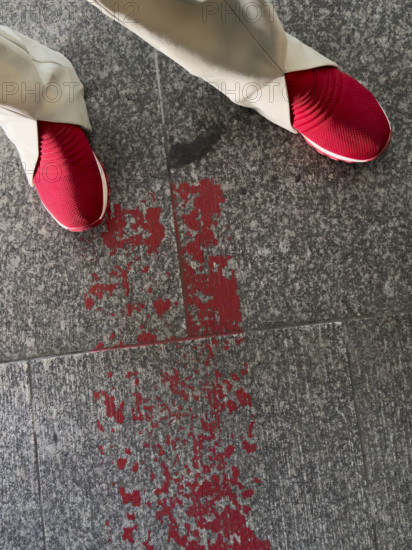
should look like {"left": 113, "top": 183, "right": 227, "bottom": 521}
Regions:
{"left": 84, "top": 296, "right": 94, "bottom": 310}
{"left": 153, "top": 297, "right": 171, "bottom": 317}
{"left": 94, "top": 337, "right": 269, "bottom": 548}
{"left": 171, "top": 178, "right": 242, "bottom": 337}
{"left": 117, "top": 458, "right": 127, "bottom": 470}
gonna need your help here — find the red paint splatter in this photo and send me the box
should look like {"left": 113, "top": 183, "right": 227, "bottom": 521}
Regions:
{"left": 171, "top": 178, "right": 242, "bottom": 337}
{"left": 84, "top": 296, "right": 94, "bottom": 310}
{"left": 122, "top": 525, "right": 137, "bottom": 543}
{"left": 94, "top": 335, "right": 267, "bottom": 547}
{"left": 143, "top": 530, "right": 154, "bottom": 550}
{"left": 242, "top": 440, "right": 257, "bottom": 454}
{"left": 101, "top": 203, "right": 165, "bottom": 257}
{"left": 82, "top": 200, "right": 178, "bottom": 350}
{"left": 153, "top": 297, "right": 172, "bottom": 317}
{"left": 94, "top": 391, "right": 125, "bottom": 424}
{"left": 119, "top": 487, "right": 141, "bottom": 507}
{"left": 117, "top": 458, "right": 127, "bottom": 470}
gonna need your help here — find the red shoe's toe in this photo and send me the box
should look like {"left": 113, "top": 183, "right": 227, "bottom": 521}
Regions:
{"left": 285, "top": 67, "right": 391, "bottom": 162}
{"left": 34, "top": 121, "right": 109, "bottom": 231}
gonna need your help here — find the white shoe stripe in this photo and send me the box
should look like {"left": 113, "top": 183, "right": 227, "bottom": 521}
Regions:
{"left": 92, "top": 151, "right": 109, "bottom": 221}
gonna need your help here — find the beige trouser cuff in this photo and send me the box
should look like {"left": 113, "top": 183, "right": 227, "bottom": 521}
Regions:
{"left": 0, "top": 25, "right": 91, "bottom": 186}
{"left": 88, "top": 0, "right": 338, "bottom": 130}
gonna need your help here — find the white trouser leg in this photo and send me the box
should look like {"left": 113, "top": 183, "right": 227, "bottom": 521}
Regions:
{"left": 87, "top": 0, "right": 337, "bottom": 132}
{"left": 0, "top": 25, "right": 91, "bottom": 185}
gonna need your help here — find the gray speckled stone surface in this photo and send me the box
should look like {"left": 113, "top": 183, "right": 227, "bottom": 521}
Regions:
{"left": 0, "top": 361, "right": 44, "bottom": 549}
{"left": 346, "top": 313, "right": 412, "bottom": 550}
{"left": 157, "top": 0, "right": 412, "bottom": 328}
{"left": 28, "top": 324, "right": 373, "bottom": 549}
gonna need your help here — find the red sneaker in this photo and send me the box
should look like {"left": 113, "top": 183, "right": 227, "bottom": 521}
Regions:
{"left": 33, "top": 121, "right": 109, "bottom": 231}
{"left": 285, "top": 67, "right": 391, "bottom": 163}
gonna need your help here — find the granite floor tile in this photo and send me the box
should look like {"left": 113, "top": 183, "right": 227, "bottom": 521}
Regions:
{"left": 157, "top": 0, "right": 412, "bottom": 329}
{"left": 30, "top": 323, "right": 373, "bottom": 549}
{"left": 0, "top": 361, "right": 44, "bottom": 550}
{"left": 0, "top": 2, "right": 186, "bottom": 361}
{"left": 346, "top": 313, "right": 412, "bottom": 550}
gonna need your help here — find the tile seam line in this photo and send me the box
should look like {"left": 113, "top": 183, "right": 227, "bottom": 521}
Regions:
{"left": 27, "top": 362, "right": 48, "bottom": 550}
{"left": 250, "top": 307, "right": 412, "bottom": 331}
{"left": 154, "top": 49, "right": 192, "bottom": 336}
{"left": 3, "top": 330, "right": 243, "bottom": 367}
{"left": 342, "top": 322, "right": 380, "bottom": 550}
{"left": 169, "top": 180, "right": 193, "bottom": 336}
{"left": 2, "top": 306, "right": 412, "bottom": 366}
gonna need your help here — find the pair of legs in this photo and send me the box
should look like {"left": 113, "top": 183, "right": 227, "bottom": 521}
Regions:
{"left": 0, "top": 1, "right": 391, "bottom": 230}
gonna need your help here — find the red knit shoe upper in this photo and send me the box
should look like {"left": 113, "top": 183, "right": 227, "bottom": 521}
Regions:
{"left": 34, "top": 121, "right": 108, "bottom": 231}
{"left": 285, "top": 67, "right": 391, "bottom": 162}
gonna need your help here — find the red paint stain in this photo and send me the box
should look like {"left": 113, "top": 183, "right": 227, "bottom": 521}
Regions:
{"left": 84, "top": 296, "right": 94, "bottom": 310}
{"left": 122, "top": 525, "right": 137, "bottom": 543}
{"left": 117, "top": 458, "right": 127, "bottom": 470}
{"left": 153, "top": 297, "right": 172, "bottom": 317}
{"left": 171, "top": 178, "right": 242, "bottom": 337}
{"left": 119, "top": 487, "right": 141, "bottom": 507}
